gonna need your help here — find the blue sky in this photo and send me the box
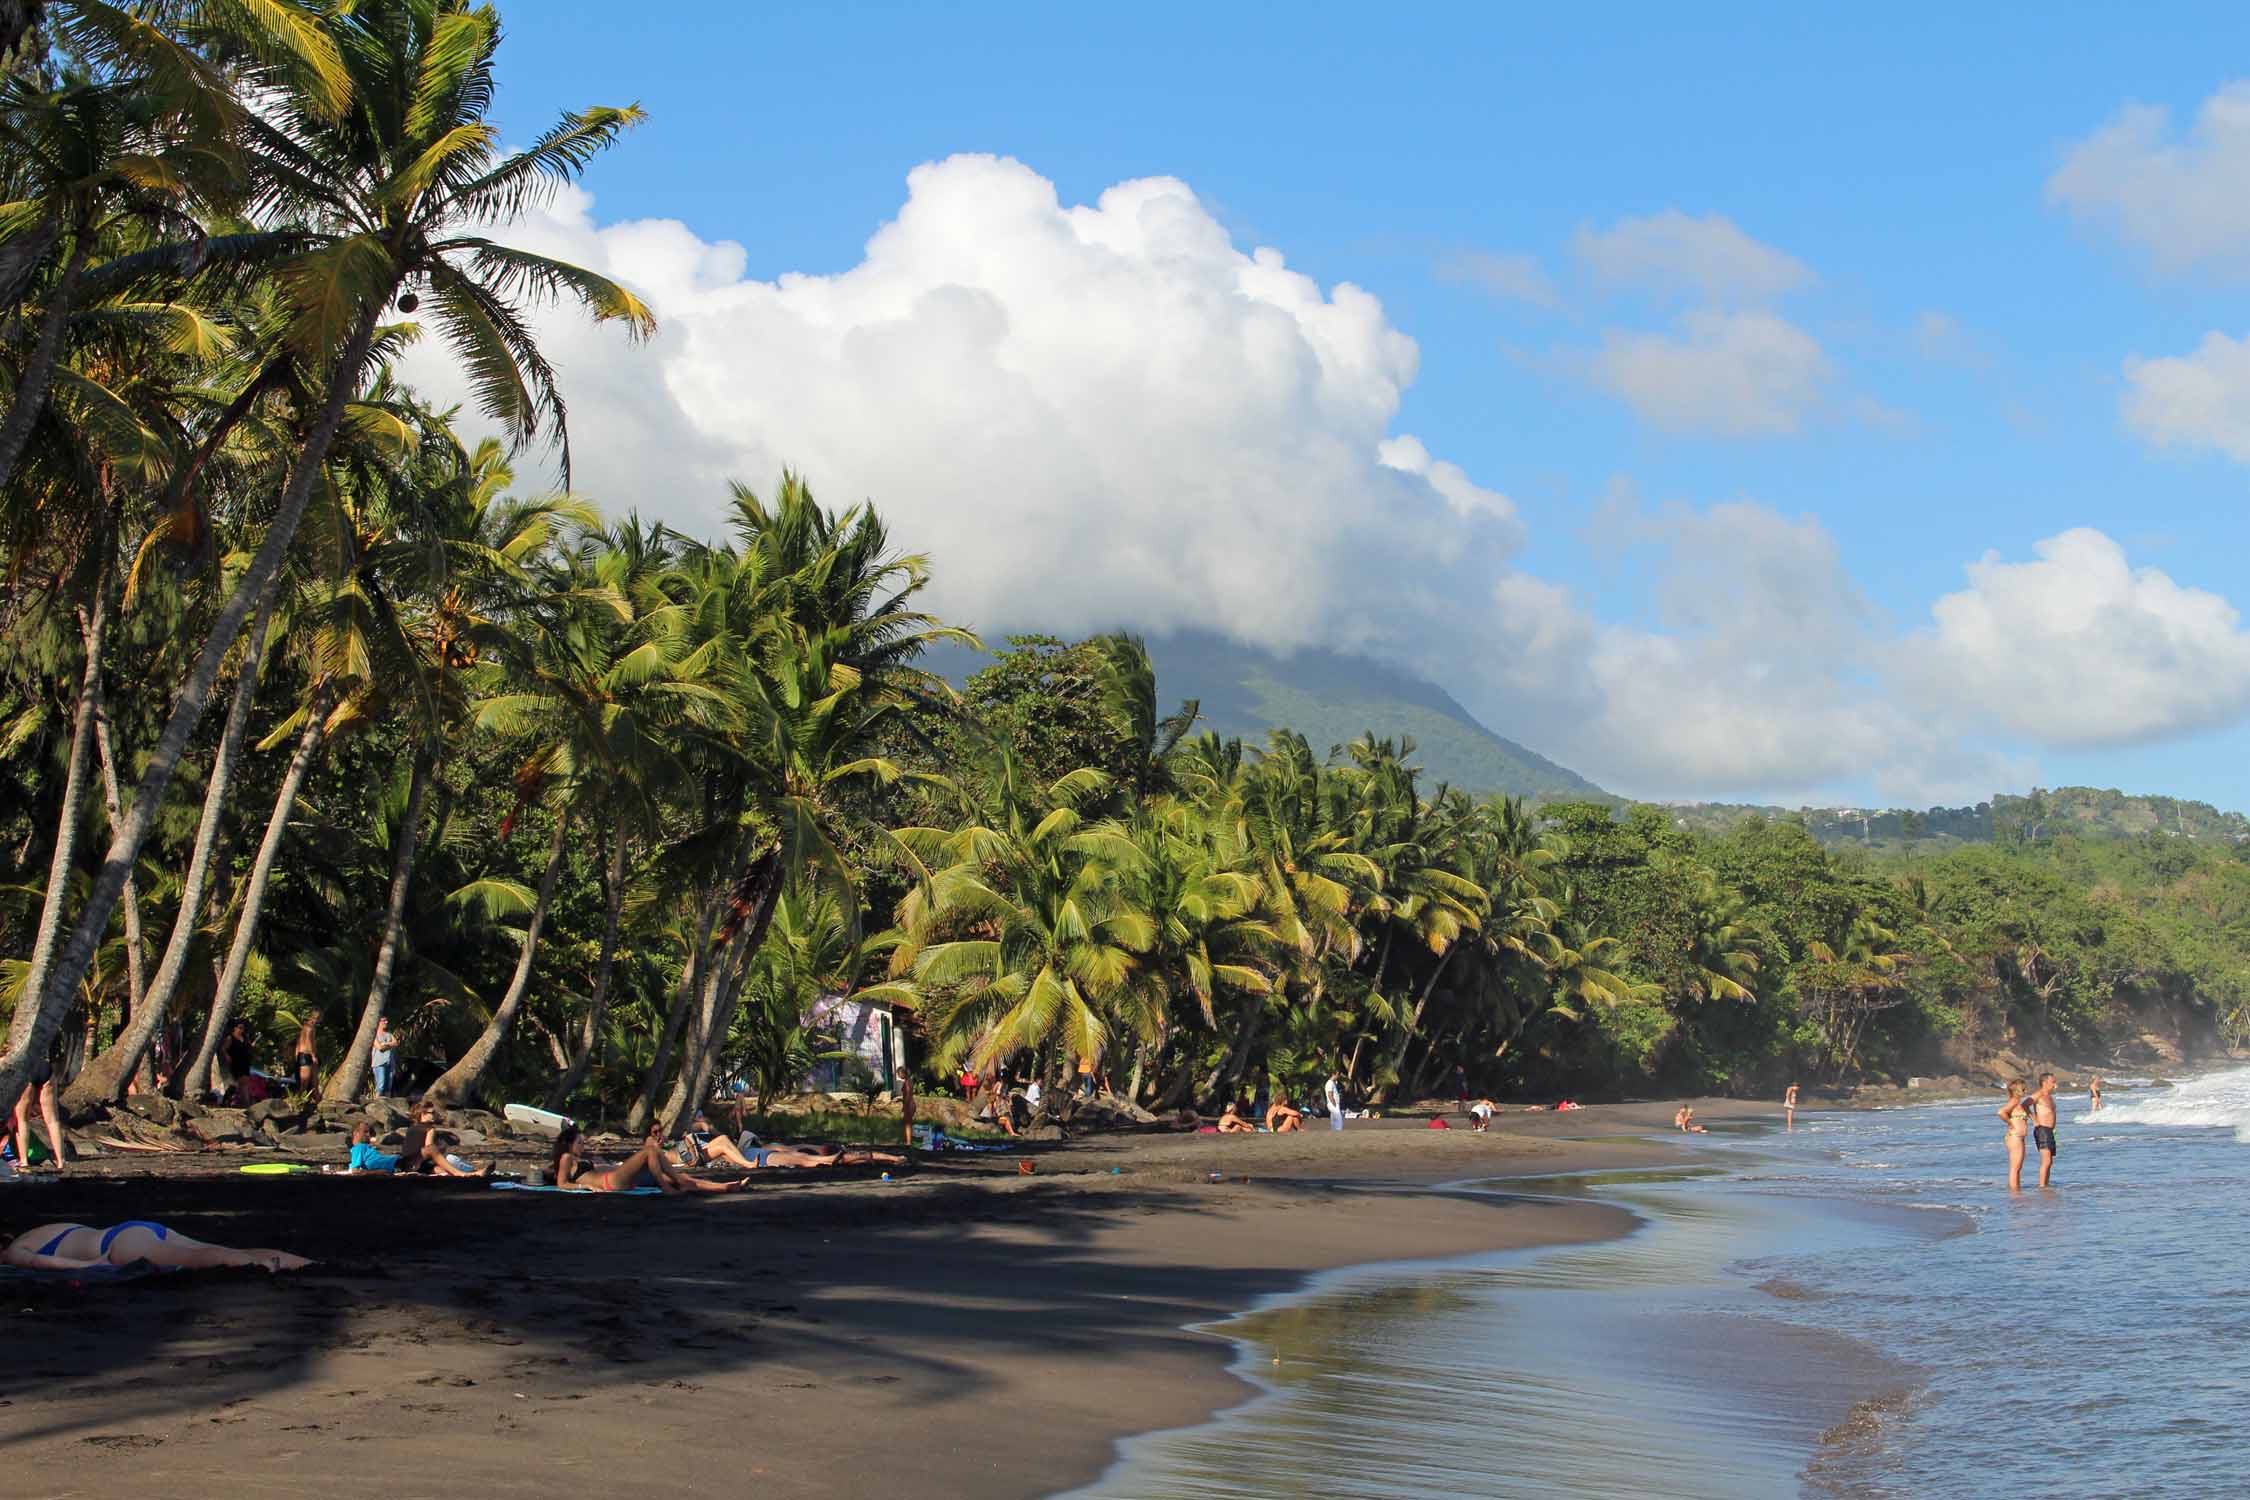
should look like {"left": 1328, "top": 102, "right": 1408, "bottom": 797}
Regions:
{"left": 441, "top": 2, "right": 2250, "bottom": 809}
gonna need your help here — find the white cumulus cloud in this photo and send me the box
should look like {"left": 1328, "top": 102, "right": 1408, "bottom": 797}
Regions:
{"left": 401, "top": 154, "right": 1520, "bottom": 661}
{"left": 1472, "top": 498, "right": 2016, "bottom": 804}
{"left": 1572, "top": 210, "right": 1814, "bottom": 302}
{"left": 396, "top": 156, "right": 2250, "bottom": 806}
{"left": 2050, "top": 81, "right": 2250, "bottom": 273}
{"left": 2122, "top": 331, "right": 2250, "bottom": 461}
{"left": 1898, "top": 528, "right": 2250, "bottom": 746}
{"left": 1584, "top": 309, "right": 1832, "bottom": 435}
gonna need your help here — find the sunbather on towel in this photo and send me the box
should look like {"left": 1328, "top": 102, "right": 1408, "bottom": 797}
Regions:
{"left": 740, "top": 1142, "right": 905, "bottom": 1168}
{"left": 552, "top": 1125, "right": 746, "bottom": 1194}
{"left": 1216, "top": 1100, "right": 1255, "bottom": 1133}
{"left": 4, "top": 1221, "right": 310, "bottom": 1273}
{"left": 674, "top": 1113, "right": 765, "bottom": 1170}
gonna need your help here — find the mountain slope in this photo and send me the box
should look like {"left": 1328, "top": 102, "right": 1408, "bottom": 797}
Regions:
{"left": 922, "top": 631, "right": 1607, "bottom": 801}
{"left": 1142, "top": 632, "right": 1607, "bottom": 802}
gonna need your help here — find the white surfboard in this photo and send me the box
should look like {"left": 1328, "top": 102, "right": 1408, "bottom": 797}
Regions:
{"left": 503, "top": 1103, "right": 572, "bottom": 1135}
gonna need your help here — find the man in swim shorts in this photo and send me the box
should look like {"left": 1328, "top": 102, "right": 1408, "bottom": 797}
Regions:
{"left": 2026, "top": 1072, "right": 2059, "bottom": 1188}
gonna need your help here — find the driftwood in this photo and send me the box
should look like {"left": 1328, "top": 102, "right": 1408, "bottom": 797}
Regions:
{"left": 92, "top": 1133, "right": 191, "bottom": 1154}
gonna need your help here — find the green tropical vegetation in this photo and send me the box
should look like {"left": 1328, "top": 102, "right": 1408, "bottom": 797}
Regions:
{"left": 2, "top": 3, "right": 2245, "bottom": 1142}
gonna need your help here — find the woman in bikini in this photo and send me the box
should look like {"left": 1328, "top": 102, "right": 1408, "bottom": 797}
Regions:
{"left": 1997, "top": 1080, "right": 2030, "bottom": 1191}
{"left": 4, "top": 1222, "right": 309, "bottom": 1273}
{"left": 292, "top": 1009, "right": 321, "bottom": 1095}
{"left": 551, "top": 1126, "right": 746, "bottom": 1194}
{"left": 1215, "top": 1100, "right": 1255, "bottom": 1133}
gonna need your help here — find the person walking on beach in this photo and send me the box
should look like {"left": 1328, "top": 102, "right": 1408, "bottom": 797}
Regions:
{"left": 1997, "top": 1080, "right": 2030, "bottom": 1191}
{"left": 2026, "top": 1072, "right": 2060, "bottom": 1187}
{"left": 1324, "top": 1070, "right": 1344, "bottom": 1132}
{"left": 9, "top": 1043, "right": 68, "bottom": 1170}
{"left": 1783, "top": 1082, "right": 1798, "bottom": 1130}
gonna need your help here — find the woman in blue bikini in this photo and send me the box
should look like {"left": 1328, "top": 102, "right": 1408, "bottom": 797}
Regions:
{"left": 4, "top": 1221, "right": 310, "bottom": 1272}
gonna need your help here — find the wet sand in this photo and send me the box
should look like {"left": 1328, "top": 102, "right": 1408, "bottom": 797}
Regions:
{"left": 2, "top": 1099, "right": 1781, "bottom": 1500}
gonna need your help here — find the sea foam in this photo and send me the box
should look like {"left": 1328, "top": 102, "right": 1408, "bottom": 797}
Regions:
{"left": 2092, "top": 1066, "right": 2250, "bottom": 1143}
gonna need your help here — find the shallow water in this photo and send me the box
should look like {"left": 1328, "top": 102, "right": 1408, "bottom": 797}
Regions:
{"left": 1061, "top": 1068, "right": 2250, "bottom": 1499}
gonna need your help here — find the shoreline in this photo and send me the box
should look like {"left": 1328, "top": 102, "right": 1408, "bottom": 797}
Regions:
{"left": 5, "top": 1099, "right": 1886, "bottom": 1500}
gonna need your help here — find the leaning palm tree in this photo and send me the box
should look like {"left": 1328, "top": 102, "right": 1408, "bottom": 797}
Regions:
{"left": 2, "top": 0, "right": 651, "bottom": 1109}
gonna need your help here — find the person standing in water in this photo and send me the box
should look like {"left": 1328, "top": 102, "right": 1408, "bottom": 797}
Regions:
{"left": 2088, "top": 1075, "right": 2104, "bottom": 1113}
{"left": 1324, "top": 1070, "right": 1345, "bottom": 1132}
{"left": 2026, "top": 1072, "right": 2060, "bottom": 1187}
{"left": 1997, "top": 1080, "right": 2030, "bottom": 1191}
{"left": 1783, "top": 1082, "right": 1799, "bottom": 1130}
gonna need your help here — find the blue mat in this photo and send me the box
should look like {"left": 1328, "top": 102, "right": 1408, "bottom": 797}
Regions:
{"left": 490, "top": 1181, "right": 662, "bottom": 1195}
{"left": 0, "top": 1261, "right": 165, "bottom": 1283}
{"left": 932, "top": 1136, "right": 1015, "bottom": 1153}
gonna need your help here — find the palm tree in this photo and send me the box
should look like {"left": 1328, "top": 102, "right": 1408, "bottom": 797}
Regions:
{"left": 890, "top": 756, "right": 1153, "bottom": 1079}
{"left": 626, "top": 476, "right": 969, "bottom": 1134}
{"left": 544, "top": 514, "right": 703, "bottom": 1109}
{"left": 2, "top": 0, "right": 651, "bottom": 1109}
{"left": 321, "top": 439, "right": 595, "bottom": 1105}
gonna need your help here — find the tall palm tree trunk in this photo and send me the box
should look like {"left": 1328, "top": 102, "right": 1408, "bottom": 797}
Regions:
{"left": 546, "top": 817, "right": 626, "bottom": 1110}
{"left": 425, "top": 811, "right": 572, "bottom": 1107}
{"left": 179, "top": 704, "right": 329, "bottom": 1102}
{"left": 0, "top": 229, "right": 88, "bottom": 494}
{"left": 658, "top": 881, "right": 781, "bottom": 1138}
{"left": 626, "top": 899, "right": 718, "bottom": 1133}
{"left": 0, "top": 305, "right": 384, "bottom": 1110}
{"left": 324, "top": 748, "right": 433, "bottom": 1105}
{"left": 72, "top": 577, "right": 278, "bottom": 1109}
{"left": 90, "top": 662, "right": 148, "bottom": 1058}
{"left": 1377, "top": 943, "right": 1457, "bottom": 1101}
{"left": 13, "top": 566, "right": 108, "bottom": 1053}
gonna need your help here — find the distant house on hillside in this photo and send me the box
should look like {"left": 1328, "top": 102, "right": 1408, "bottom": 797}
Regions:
{"left": 801, "top": 992, "right": 904, "bottom": 1094}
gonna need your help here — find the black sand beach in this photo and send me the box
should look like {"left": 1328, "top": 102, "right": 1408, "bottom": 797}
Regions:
{"left": 0, "top": 1103, "right": 1800, "bottom": 1500}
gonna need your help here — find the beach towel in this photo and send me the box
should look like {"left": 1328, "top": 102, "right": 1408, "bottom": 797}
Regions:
{"left": 0, "top": 1261, "right": 165, "bottom": 1284}
{"left": 239, "top": 1162, "right": 313, "bottom": 1175}
{"left": 489, "top": 1181, "right": 662, "bottom": 1196}
{"left": 928, "top": 1132, "right": 1014, "bottom": 1152}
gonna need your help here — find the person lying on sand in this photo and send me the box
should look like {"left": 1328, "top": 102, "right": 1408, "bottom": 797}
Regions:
{"left": 1265, "top": 1097, "right": 1304, "bottom": 1133}
{"left": 739, "top": 1143, "right": 905, "bottom": 1168}
{"left": 675, "top": 1112, "right": 741, "bottom": 1168}
{"left": 1468, "top": 1099, "right": 1496, "bottom": 1132}
{"left": 5, "top": 1221, "right": 309, "bottom": 1273}
{"left": 1673, "top": 1106, "right": 1708, "bottom": 1133}
{"left": 1216, "top": 1100, "right": 1255, "bottom": 1133}
{"left": 552, "top": 1125, "right": 747, "bottom": 1194}
{"left": 344, "top": 1123, "right": 400, "bottom": 1174}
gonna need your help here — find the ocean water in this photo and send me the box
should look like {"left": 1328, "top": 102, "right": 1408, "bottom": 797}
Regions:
{"left": 1062, "top": 1067, "right": 2250, "bottom": 1500}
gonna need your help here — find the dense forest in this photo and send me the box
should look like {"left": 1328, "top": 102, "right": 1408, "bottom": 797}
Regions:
{"left": 2, "top": 4, "right": 2244, "bottom": 1136}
